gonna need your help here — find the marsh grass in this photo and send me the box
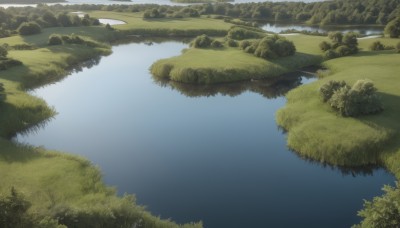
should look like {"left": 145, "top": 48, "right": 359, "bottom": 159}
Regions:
{"left": 277, "top": 37, "right": 400, "bottom": 172}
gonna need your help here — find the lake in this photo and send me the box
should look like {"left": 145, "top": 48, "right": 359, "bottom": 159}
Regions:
{"left": 16, "top": 42, "right": 394, "bottom": 228}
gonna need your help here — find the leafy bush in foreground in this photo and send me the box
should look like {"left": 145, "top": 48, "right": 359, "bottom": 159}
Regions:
{"left": 320, "top": 80, "right": 383, "bottom": 117}
{"left": 354, "top": 182, "right": 400, "bottom": 228}
{"left": 48, "top": 34, "right": 63, "bottom": 45}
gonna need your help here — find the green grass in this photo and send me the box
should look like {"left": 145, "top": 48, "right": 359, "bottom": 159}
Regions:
{"left": 276, "top": 37, "right": 400, "bottom": 171}
{"left": 88, "top": 11, "right": 232, "bottom": 37}
{"left": 151, "top": 34, "right": 323, "bottom": 84}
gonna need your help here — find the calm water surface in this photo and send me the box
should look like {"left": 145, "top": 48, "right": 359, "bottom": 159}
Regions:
{"left": 262, "top": 23, "right": 383, "bottom": 35}
{"left": 17, "top": 42, "right": 394, "bottom": 228}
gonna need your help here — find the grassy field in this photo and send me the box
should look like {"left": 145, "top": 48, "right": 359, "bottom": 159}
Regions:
{"left": 88, "top": 11, "right": 232, "bottom": 36}
{"left": 151, "top": 34, "right": 323, "bottom": 84}
{"left": 276, "top": 37, "right": 400, "bottom": 172}
{"left": 0, "top": 25, "right": 201, "bottom": 227}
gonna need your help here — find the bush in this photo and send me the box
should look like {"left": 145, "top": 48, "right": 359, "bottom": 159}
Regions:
{"left": 239, "top": 40, "right": 251, "bottom": 50}
{"left": 319, "top": 80, "right": 347, "bottom": 102}
{"left": 0, "top": 45, "right": 7, "bottom": 57}
{"left": 17, "top": 22, "right": 41, "bottom": 36}
{"left": 336, "top": 45, "right": 351, "bottom": 56}
{"left": 319, "top": 41, "right": 331, "bottom": 51}
{"left": 324, "top": 49, "right": 338, "bottom": 59}
{"left": 226, "top": 39, "right": 238, "bottom": 47}
{"left": 0, "top": 82, "right": 5, "bottom": 102}
{"left": 244, "top": 35, "right": 296, "bottom": 59}
{"left": 210, "top": 40, "right": 223, "bottom": 48}
{"left": 320, "top": 79, "right": 383, "bottom": 117}
{"left": 191, "top": 34, "right": 212, "bottom": 48}
{"left": 369, "top": 41, "right": 385, "bottom": 51}
{"left": 48, "top": 34, "right": 62, "bottom": 45}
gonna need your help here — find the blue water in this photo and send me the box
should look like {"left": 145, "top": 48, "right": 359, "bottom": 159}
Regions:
{"left": 17, "top": 42, "right": 394, "bottom": 228}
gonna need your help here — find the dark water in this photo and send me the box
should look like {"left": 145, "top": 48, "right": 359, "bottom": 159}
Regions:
{"left": 262, "top": 22, "right": 383, "bottom": 35}
{"left": 17, "top": 42, "right": 394, "bottom": 228}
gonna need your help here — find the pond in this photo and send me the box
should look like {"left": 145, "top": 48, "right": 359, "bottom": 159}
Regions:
{"left": 16, "top": 42, "right": 394, "bottom": 228}
{"left": 262, "top": 22, "right": 384, "bottom": 35}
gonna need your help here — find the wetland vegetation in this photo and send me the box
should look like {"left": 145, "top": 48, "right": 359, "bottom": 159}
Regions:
{"left": 1, "top": 0, "right": 400, "bottom": 227}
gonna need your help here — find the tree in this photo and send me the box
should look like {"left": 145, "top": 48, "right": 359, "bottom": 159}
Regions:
{"left": 17, "top": 22, "right": 41, "bottom": 36}
{"left": 385, "top": 17, "right": 400, "bottom": 38}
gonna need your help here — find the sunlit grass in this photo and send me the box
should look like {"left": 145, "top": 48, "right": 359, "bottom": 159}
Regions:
{"left": 277, "top": 37, "right": 400, "bottom": 173}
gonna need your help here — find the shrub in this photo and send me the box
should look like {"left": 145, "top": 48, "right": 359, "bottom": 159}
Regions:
{"left": 369, "top": 41, "right": 385, "bottom": 51}
{"left": 226, "top": 39, "right": 238, "bottom": 47}
{"left": 191, "top": 34, "right": 212, "bottom": 48}
{"left": 336, "top": 45, "right": 351, "bottom": 56}
{"left": 17, "top": 22, "right": 41, "bottom": 36}
{"left": 210, "top": 40, "right": 223, "bottom": 48}
{"left": 324, "top": 49, "right": 338, "bottom": 59}
{"left": 320, "top": 79, "right": 383, "bottom": 117}
{"left": 319, "top": 41, "right": 331, "bottom": 51}
{"left": 0, "top": 45, "right": 7, "bottom": 57}
{"left": 48, "top": 34, "right": 62, "bottom": 45}
{"left": 0, "top": 82, "right": 5, "bottom": 102}
{"left": 319, "top": 80, "right": 347, "bottom": 102}
{"left": 239, "top": 40, "right": 251, "bottom": 50}
{"left": 244, "top": 35, "right": 296, "bottom": 59}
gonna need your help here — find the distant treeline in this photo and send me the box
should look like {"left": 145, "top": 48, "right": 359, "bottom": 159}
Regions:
{"left": 1, "top": 0, "right": 400, "bottom": 38}
{"left": 0, "top": 0, "right": 65, "bottom": 3}
{"left": 56, "top": 0, "right": 400, "bottom": 25}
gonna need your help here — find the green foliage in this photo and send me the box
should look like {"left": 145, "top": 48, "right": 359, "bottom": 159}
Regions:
{"left": 320, "top": 32, "right": 358, "bottom": 58}
{"left": 0, "top": 45, "right": 7, "bottom": 57}
{"left": 0, "top": 83, "right": 5, "bottom": 102}
{"left": 191, "top": 34, "right": 213, "bottom": 48}
{"left": 320, "top": 80, "right": 383, "bottom": 117}
{"left": 355, "top": 183, "right": 400, "bottom": 228}
{"left": 17, "top": 22, "right": 41, "bottom": 36}
{"left": 226, "top": 39, "right": 238, "bottom": 47}
{"left": 370, "top": 41, "right": 385, "bottom": 51}
{"left": 210, "top": 40, "right": 223, "bottom": 48}
{"left": 319, "top": 80, "right": 347, "bottom": 102}
{"left": 319, "top": 41, "right": 331, "bottom": 52}
{"left": 227, "top": 27, "right": 265, "bottom": 40}
{"left": 48, "top": 34, "right": 62, "bottom": 45}
{"left": 0, "top": 187, "right": 33, "bottom": 228}
{"left": 385, "top": 17, "right": 400, "bottom": 38}
{"left": 243, "top": 35, "right": 296, "bottom": 59}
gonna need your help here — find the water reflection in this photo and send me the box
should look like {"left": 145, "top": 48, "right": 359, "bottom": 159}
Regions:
{"left": 153, "top": 71, "right": 314, "bottom": 98}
